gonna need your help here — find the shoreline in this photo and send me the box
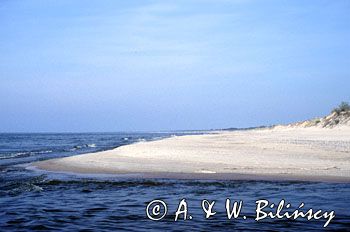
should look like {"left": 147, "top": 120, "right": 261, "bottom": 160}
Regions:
{"left": 30, "top": 127, "right": 350, "bottom": 182}
{"left": 26, "top": 165, "right": 350, "bottom": 183}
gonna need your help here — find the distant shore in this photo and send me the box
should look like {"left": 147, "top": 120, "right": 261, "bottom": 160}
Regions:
{"left": 31, "top": 126, "right": 350, "bottom": 182}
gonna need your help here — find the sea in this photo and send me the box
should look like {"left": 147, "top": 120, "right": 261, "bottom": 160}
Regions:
{"left": 0, "top": 133, "right": 349, "bottom": 231}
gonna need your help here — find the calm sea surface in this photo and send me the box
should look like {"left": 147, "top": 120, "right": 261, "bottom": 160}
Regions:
{"left": 0, "top": 133, "right": 349, "bottom": 231}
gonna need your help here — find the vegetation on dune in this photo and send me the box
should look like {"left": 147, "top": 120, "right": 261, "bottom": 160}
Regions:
{"left": 332, "top": 101, "right": 350, "bottom": 114}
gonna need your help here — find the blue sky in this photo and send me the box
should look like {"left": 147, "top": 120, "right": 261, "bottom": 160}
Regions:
{"left": 0, "top": 0, "right": 349, "bottom": 132}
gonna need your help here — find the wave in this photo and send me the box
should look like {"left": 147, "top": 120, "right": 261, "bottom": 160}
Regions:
{"left": 0, "top": 152, "right": 27, "bottom": 159}
{"left": 0, "top": 150, "right": 53, "bottom": 160}
{"left": 70, "top": 144, "right": 97, "bottom": 151}
{"left": 32, "top": 150, "right": 53, "bottom": 154}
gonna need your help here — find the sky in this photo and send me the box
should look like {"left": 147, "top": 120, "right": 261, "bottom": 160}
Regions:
{"left": 0, "top": 0, "right": 349, "bottom": 132}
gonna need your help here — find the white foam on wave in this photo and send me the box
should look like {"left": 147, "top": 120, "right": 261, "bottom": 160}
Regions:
{"left": 71, "top": 144, "right": 96, "bottom": 151}
{"left": 0, "top": 150, "right": 53, "bottom": 159}
{"left": 32, "top": 150, "right": 53, "bottom": 154}
{"left": 0, "top": 152, "right": 27, "bottom": 159}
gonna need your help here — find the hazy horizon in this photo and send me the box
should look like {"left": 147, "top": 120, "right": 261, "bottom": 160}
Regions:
{"left": 1, "top": 0, "right": 349, "bottom": 132}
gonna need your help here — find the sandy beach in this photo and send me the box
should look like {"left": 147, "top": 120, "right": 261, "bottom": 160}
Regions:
{"left": 32, "top": 126, "right": 350, "bottom": 182}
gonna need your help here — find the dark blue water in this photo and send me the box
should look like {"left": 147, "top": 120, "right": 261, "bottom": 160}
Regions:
{"left": 0, "top": 133, "right": 349, "bottom": 231}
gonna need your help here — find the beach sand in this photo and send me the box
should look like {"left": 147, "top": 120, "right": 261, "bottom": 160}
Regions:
{"left": 31, "top": 127, "right": 350, "bottom": 182}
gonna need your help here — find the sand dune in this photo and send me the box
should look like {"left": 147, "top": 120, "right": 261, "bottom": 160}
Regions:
{"left": 32, "top": 126, "right": 350, "bottom": 182}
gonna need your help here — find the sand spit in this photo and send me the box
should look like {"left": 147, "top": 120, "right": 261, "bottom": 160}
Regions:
{"left": 32, "top": 126, "right": 350, "bottom": 182}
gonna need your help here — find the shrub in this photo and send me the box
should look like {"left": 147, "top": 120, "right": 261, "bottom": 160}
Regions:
{"left": 332, "top": 101, "right": 350, "bottom": 114}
